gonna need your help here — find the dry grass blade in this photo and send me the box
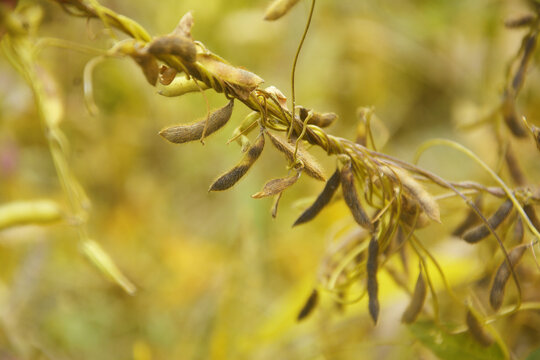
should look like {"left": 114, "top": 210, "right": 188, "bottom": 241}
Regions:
{"left": 367, "top": 236, "right": 380, "bottom": 324}
{"left": 209, "top": 131, "right": 265, "bottom": 191}
{"left": 266, "top": 131, "right": 325, "bottom": 181}
{"left": 159, "top": 100, "right": 234, "bottom": 144}
{"left": 147, "top": 34, "right": 197, "bottom": 63}
{"left": 340, "top": 161, "right": 371, "bottom": 230}
{"left": 466, "top": 310, "right": 494, "bottom": 347}
{"left": 264, "top": 0, "right": 300, "bottom": 21}
{"left": 462, "top": 199, "right": 513, "bottom": 244}
{"left": 401, "top": 269, "right": 427, "bottom": 324}
{"left": 252, "top": 171, "right": 300, "bottom": 199}
{"left": 293, "top": 168, "right": 340, "bottom": 226}
{"left": 490, "top": 244, "right": 528, "bottom": 310}
{"left": 297, "top": 289, "right": 319, "bottom": 321}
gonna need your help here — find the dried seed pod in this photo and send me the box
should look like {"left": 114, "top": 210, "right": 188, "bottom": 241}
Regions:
{"left": 172, "top": 12, "right": 194, "bottom": 39}
{"left": 512, "top": 32, "right": 538, "bottom": 93}
{"left": 462, "top": 199, "right": 513, "bottom": 244}
{"left": 524, "top": 204, "right": 540, "bottom": 232}
{"left": 159, "top": 65, "right": 177, "bottom": 86}
{"left": 505, "top": 144, "right": 526, "bottom": 186}
{"left": 452, "top": 195, "right": 483, "bottom": 237}
{"left": 341, "top": 161, "right": 372, "bottom": 230}
{"left": 264, "top": 0, "right": 300, "bottom": 21}
{"left": 209, "top": 131, "right": 265, "bottom": 191}
{"left": 505, "top": 14, "right": 536, "bottom": 28}
{"left": 490, "top": 244, "right": 528, "bottom": 310}
{"left": 266, "top": 131, "right": 325, "bottom": 181}
{"left": 513, "top": 217, "right": 524, "bottom": 244}
{"left": 298, "top": 106, "right": 338, "bottom": 128}
{"left": 252, "top": 171, "right": 300, "bottom": 198}
{"left": 147, "top": 34, "right": 197, "bottom": 63}
{"left": 157, "top": 75, "right": 209, "bottom": 97}
{"left": 401, "top": 270, "right": 427, "bottom": 324}
{"left": 466, "top": 310, "right": 494, "bottom": 347}
{"left": 197, "top": 54, "right": 264, "bottom": 90}
{"left": 0, "top": 200, "right": 62, "bottom": 230}
{"left": 130, "top": 52, "right": 159, "bottom": 86}
{"left": 367, "top": 236, "right": 380, "bottom": 324}
{"left": 159, "top": 100, "right": 234, "bottom": 144}
{"left": 293, "top": 169, "right": 341, "bottom": 226}
{"left": 297, "top": 289, "right": 319, "bottom": 321}
{"left": 501, "top": 93, "right": 527, "bottom": 137}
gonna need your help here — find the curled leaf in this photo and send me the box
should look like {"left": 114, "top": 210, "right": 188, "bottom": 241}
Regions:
{"left": 159, "top": 65, "right": 177, "bottom": 85}
{"left": 252, "top": 171, "right": 300, "bottom": 198}
{"left": 159, "top": 100, "right": 234, "bottom": 144}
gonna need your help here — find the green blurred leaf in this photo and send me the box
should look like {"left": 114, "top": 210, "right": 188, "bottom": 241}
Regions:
{"left": 526, "top": 347, "right": 540, "bottom": 360}
{"left": 408, "top": 321, "right": 506, "bottom": 360}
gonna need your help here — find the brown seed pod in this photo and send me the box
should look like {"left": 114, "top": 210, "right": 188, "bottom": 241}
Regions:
{"left": 298, "top": 106, "right": 338, "bottom": 128}
{"left": 197, "top": 54, "right": 264, "bottom": 90}
{"left": 367, "top": 236, "right": 380, "bottom": 324}
{"left": 130, "top": 52, "right": 159, "bottom": 86}
{"left": 462, "top": 199, "right": 513, "bottom": 244}
{"left": 159, "top": 100, "right": 234, "bottom": 144}
{"left": 401, "top": 269, "right": 427, "bottom": 324}
{"left": 504, "top": 144, "right": 526, "bottom": 186}
{"left": 452, "top": 195, "right": 483, "bottom": 237}
{"left": 340, "top": 161, "right": 372, "bottom": 230}
{"left": 293, "top": 168, "right": 341, "bottom": 226}
{"left": 147, "top": 34, "right": 197, "bottom": 63}
{"left": 264, "top": 0, "right": 300, "bottom": 21}
{"left": 297, "top": 289, "right": 319, "bottom": 321}
{"left": 501, "top": 93, "right": 527, "bottom": 138}
{"left": 490, "top": 244, "right": 528, "bottom": 311}
{"left": 252, "top": 171, "right": 300, "bottom": 199}
{"left": 159, "top": 65, "right": 177, "bottom": 86}
{"left": 512, "top": 32, "right": 538, "bottom": 93}
{"left": 266, "top": 131, "right": 325, "bottom": 181}
{"left": 524, "top": 204, "right": 540, "bottom": 232}
{"left": 505, "top": 14, "right": 536, "bottom": 28}
{"left": 466, "top": 310, "right": 494, "bottom": 347}
{"left": 172, "top": 12, "right": 194, "bottom": 39}
{"left": 209, "top": 131, "right": 265, "bottom": 191}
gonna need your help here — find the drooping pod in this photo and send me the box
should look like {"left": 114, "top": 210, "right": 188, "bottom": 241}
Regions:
{"left": 367, "top": 236, "right": 380, "bottom": 324}
{"left": 489, "top": 243, "right": 528, "bottom": 311}
{"left": 401, "top": 268, "right": 427, "bottom": 324}
{"left": 209, "top": 131, "right": 265, "bottom": 191}
{"left": 462, "top": 199, "right": 513, "bottom": 244}
{"left": 465, "top": 309, "right": 494, "bottom": 347}
{"left": 293, "top": 169, "right": 341, "bottom": 226}
{"left": 159, "top": 100, "right": 234, "bottom": 144}
{"left": 452, "top": 195, "right": 483, "bottom": 237}
{"left": 340, "top": 160, "right": 372, "bottom": 230}
{"left": 264, "top": 0, "right": 300, "bottom": 21}
{"left": 297, "top": 289, "right": 319, "bottom": 321}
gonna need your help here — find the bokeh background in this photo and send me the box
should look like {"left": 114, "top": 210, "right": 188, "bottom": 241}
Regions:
{"left": 1, "top": 0, "right": 539, "bottom": 359}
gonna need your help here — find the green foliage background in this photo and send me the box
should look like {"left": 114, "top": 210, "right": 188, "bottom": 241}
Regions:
{"left": 0, "top": 0, "right": 539, "bottom": 359}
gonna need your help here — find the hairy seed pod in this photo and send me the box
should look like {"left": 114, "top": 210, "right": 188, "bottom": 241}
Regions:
{"left": 264, "top": 0, "right": 300, "bottom": 21}
{"left": 340, "top": 161, "right": 372, "bottom": 230}
{"left": 252, "top": 171, "right": 300, "bottom": 198}
{"left": 505, "top": 14, "right": 536, "bottom": 28}
{"left": 197, "top": 54, "right": 264, "bottom": 90}
{"left": 0, "top": 200, "right": 62, "bottom": 230}
{"left": 293, "top": 169, "right": 341, "bottom": 226}
{"left": 462, "top": 199, "right": 513, "bottom": 244}
{"left": 147, "top": 34, "right": 197, "bottom": 63}
{"left": 159, "top": 100, "right": 233, "bottom": 144}
{"left": 401, "top": 270, "right": 427, "bottom": 324}
{"left": 130, "top": 52, "right": 159, "bottom": 86}
{"left": 209, "top": 131, "right": 265, "bottom": 191}
{"left": 157, "top": 75, "right": 209, "bottom": 97}
{"left": 297, "top": 289, "right": 319, "bottom": 321}
{"left": 298, "top": 106, "right": 338, "bottom": 128}
{"left": 266, "top": 131, "right": 325, "bottom": 181}
{"left": 490, "top": 244, "right": 528, "bottom": 310}
{"left": 466, "top": 310, "right": 494, "bottom": 347}
{"left": 367, "top": 236, "right": 380, "bottom": 324}
{"left": 159, "top": 66, "right": 177, "bottom": 85}
{"left": 452, "top": 195, "right": 483, "bottom": 237}
{"left": 523, "top": 204, "right": 540, "bottom": 232}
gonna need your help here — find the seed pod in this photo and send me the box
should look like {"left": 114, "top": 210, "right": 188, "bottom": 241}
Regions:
{"left": 505, "top": 14, "right": 536, "bottom": 28}
{"left": 452, "top": 195, "right": 483, "bottom": 237}
{"left": 367, "top": 236, "right": 380, "bottom": 324}
{"left": 524, "top": 204, "right": 540, "bottom": 232}
{"left": 264, "top": 0, "right": 300, "bottom": 21}
{"left": 531, "top": 125, "right": 540, "bottom": 152}
{"left": 209, "top": 131, "right": 265, "bottom": 191}
{"left": 266, "top": 131, "right": 325, "bottom": 181}
{"left": 129, "top": 52, "right": 159, "bottom": 86}
{"left": 490, "top": 244, "right": 528, "bottom": 310}
{"left": 252, "top": 171, "right": 300, "bottom": 198}
{"left": 197, "top": 54, "right": 264, "bottom": 90}
{"left": 157, "top": 75, "right": 209, "bottom": 97}
{"left": 340, "top": 161, "right": 372, "bottom": 230}
{"left": 466, "top": 310, "right": 494, "bottom": 347}
{"left": 159, "top": 65, "right": 177, "bottom": 86}
{"left": 148, "top": 35, "right": 197, "bottom": 63}
{"left": 462, "top": 199, "right": 513, "bottom": 244}
{"left": 512, "top": 32, "right": 538, "bottom": 93}
{"left": 0, "top": 200, "right": 62, "bottom": 230}
{"left": 298, "top": 106, "right": 338, "bottom": 128}
{"left": 293, "top": 169, "right": 341, "bottom": 226}
{"left": 501, "top": 93, "right": 527, "bottom": 137}
{"left": 513, "top": 217, "right": 524, "bottom": 244}
{"left": 159, "top": 100, "right": 233, "bottom": 144}
{"left": 504, "top": 144, "right": 526, "bottom": 186}
{"left": 297, "top": 289, "right": 319, "bottom": 321}
{"left": 401, "top": 270, "right": 427, "bottom": 324}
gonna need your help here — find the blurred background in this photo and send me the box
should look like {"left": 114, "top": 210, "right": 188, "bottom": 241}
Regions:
{"left": 0, "top": 0, "right": 539, "bottom": 359}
